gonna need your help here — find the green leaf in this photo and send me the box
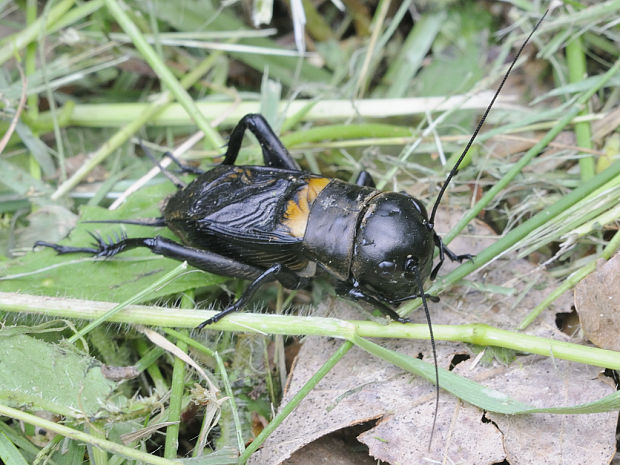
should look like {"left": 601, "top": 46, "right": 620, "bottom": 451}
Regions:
{"left": 0, "top": 333, "right": 120, "bottom": 417}
{"left": 0, "top": 432, "right": 30, "bottom": 465}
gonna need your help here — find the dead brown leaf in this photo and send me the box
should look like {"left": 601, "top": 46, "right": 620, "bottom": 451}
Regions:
{"left": 358, "top": 400, "right": 504, "bottom": 464}
{"left": 574, "top": 254, "right": 620, "bottom": 351}
{"left": 592, "top": 107, "right": 620, "bottom": 143}
{"left": 485, "top": 357, "right": 616, "bottom": 465}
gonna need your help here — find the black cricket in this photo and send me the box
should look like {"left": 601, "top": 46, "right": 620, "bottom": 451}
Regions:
{"left": 35, "top": 12, "right": 546, "bottom": 445}
{"left": 37, "top": 114, "right": 467, "bottom": 325}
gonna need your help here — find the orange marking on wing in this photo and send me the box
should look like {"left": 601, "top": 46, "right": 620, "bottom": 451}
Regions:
{"left": 307, "top": 177, "right": 330, "bottom": 201}
{"left": 283, "top": 177, "right": 330, "bottom": 237}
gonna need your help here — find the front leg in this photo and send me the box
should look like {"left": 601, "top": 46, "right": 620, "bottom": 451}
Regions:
{"left": 340, "top": 282, "right": 409, "bottom": 323}
{"left": 430, "top": 232, "right": 474, "bottom": 280}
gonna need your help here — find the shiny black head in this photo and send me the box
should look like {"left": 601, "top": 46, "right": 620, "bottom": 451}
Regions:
{"left": 351, "top": 192, "right": 434, "bottom": 301}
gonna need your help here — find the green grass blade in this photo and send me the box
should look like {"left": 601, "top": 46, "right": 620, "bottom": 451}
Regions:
{"left": 3, "top": 294, "right": 619, "bottom": 370}
{"left": 0, "top": 431, "right": 30, "bottom": 465}
{"left": 0, "top": 0, "right": 75, "bottom": 66}
{"left": 566, "top": 35, "right": 595, "bottom": 180}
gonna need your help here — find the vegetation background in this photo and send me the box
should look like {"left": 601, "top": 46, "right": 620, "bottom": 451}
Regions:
{"left": 0, "top": 0, "right": 619, "bottom": 464}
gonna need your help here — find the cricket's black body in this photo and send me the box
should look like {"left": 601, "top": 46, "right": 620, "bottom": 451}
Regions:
{"left": 164, "top": 153, "right": 442, "bottom": 315}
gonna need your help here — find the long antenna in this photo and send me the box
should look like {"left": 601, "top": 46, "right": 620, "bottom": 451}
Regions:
{"left": 428, "top": 10, "right": 548, "bottom": 227}
{"left": 414, "top": 271, "right": 439, "bottom": 449}
{"left": 424, "top": 11, "right": 549, "bottom": 449}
